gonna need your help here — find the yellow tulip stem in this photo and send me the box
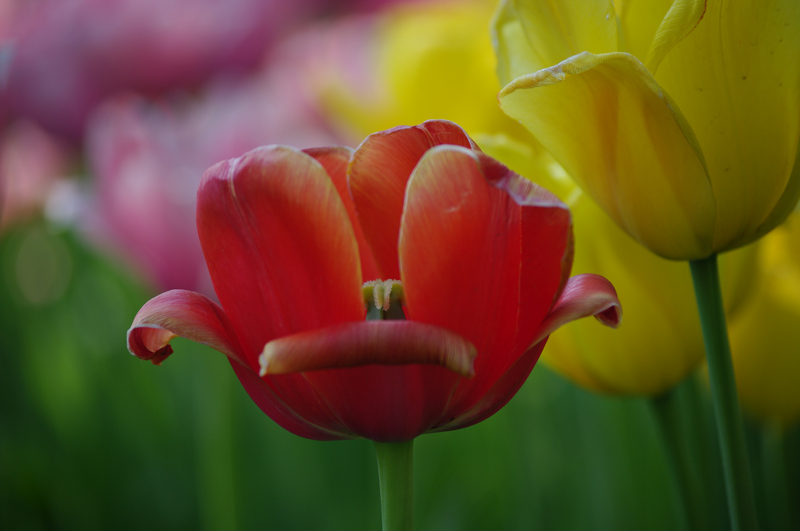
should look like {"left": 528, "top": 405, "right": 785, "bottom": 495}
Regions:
{"left": 374, "top": 440, "right": 414, "bottom": 531}
{"left": 762, "top": 423, "right": 792, "bottom": 531}
{"left": 689, "top": 254, "right": 759, "bottom": 531}
{"left": 650, "top": 379, "right": 710, "bottom": 531}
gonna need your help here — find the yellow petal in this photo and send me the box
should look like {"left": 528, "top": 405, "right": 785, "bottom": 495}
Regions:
{"left": 613, "top": 0, "right": 674, "bottom": 60}
{"left": 508, "top": 0, "right": 618, "bottom": 69}
{"left": 644, "top": 0, "right": 707, "bottom": 72}
{"left": 500, "top": 51, "right": 716, "bottom": 259}
{"left": 492, "top": 0, "right": 546, "bottom": 86}
{"left": 655, "top": 0, "right": 800, "bottom": 252}
{"left": 493, "top": 0, "right": 679, "bottom": 77}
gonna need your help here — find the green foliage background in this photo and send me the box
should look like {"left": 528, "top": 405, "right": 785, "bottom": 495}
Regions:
{"left": 2, "top": 220, "right": 798, "bottom": 530}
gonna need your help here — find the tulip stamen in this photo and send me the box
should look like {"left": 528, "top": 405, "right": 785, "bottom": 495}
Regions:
{"left": 363, "top": 279, "right": 406, "bottom": 321}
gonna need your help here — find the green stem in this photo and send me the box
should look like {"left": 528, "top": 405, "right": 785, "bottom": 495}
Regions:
{"left": 374, "top": 440, "right": 414, "bottom": 531}
{"left": 762, "top": 423, "right": 792, "bottom": 531}
{"left": 650, "top": 381, "right": 709, "bottom": 531}
{"left": 683, "top": 374, "right": 729, "bottom": 526}
{"left": 689, "top": 254, "right": 759, "bottom": 531}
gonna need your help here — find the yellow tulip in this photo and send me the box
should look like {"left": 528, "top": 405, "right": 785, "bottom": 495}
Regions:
{"left": 728, "top": 212, "right": 800, "bottom": 426}
{"left": 495, "top": 0, "right": 800, "bottom": 260}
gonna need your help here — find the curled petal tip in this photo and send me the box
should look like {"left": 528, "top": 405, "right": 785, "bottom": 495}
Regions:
{"left": 128, "top": 334, "right": 173, "bottom": 365}
{"left": 126, "top": 290, "right": 245, "bottom": 366}
{"left": 127, "top": 323, "right": 177, "bottom": 365}
{"left": 147, "top": 346, "right": 173, "bottom": 366}
{"left": 595, "top": 300, "right": 622, "bottom": 329}
{"left": 532, "top": 274, "right": 622, "bottom": 346}
{"left": 259, "top": 321, "right": 477, "bottom": 378}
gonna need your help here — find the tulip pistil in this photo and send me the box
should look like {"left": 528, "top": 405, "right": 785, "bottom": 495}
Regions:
{"left": 363, "top": 280, "right": 406, "bottom": 321}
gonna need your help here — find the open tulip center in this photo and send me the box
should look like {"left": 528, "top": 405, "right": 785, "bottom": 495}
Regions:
{"left": 363, "top": 279, "right": 406, "bottom": 321}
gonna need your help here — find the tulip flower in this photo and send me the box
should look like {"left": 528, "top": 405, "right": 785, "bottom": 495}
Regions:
{"left": 495, "top": 0, "right": 800, "bottom": 261}
{"left": 127, "top": 120, "right": 621, "bottom": 443}
{"left": 126, "top": 120, "right": 621, "bottom": 530}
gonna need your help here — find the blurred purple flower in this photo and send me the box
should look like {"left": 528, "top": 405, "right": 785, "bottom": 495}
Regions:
{"left": 4, "top": 0, "right": 315, "bottom": 140}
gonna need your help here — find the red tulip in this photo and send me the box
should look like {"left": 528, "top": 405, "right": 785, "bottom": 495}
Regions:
{"left": 127, "top": 120, "right": 621, "bottom": 442}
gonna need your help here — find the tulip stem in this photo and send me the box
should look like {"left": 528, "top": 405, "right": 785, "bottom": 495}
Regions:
{"left": 689, "top": 254, "right": 759, "bottom": 531}
{"left": 374, "top": 440, "right": 414, "bottom": 531}
{"left": 650, "top": 380, "right": 709, "bottom": 531}
{"left": 762, "top": 423, "right": 792, "bottom": 531}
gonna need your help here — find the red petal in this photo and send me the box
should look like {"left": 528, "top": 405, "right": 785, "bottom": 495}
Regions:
{"left": 260, "top": 321, "right": 476, "bottom": 377}
{"left": 258, "top": 318, "right": 478, "bottom": 442}
{"left": 302, "top": 364, "right": 462, "bottom": 442}
{"left": 127, "top": 289, "right": 244, "bottom": 366}
{"left": 196, "top": 146, "right": 365, "bottom": 365}
{"left": 434, "top": 340, "right": 548, "bottom": 432}
{"left": 430, "top": 275, "right": 620, "bottom": 432}
{"left": 399, "top": 146, "right": 572, "bottom": 418}
{"left": 436, "top": 274, "right": 621, "bottom": 430}
{"left": 126, "top": 290, "right": 361, "bottom": 441}
{"left": 531, "top": 273, "right": 622, "bottom": 346}
{"left": 305, "top": 146, "right": 380, "bottom": 282}
{"left": 418, "top": 120, "right": 481, "bottom": 150}
{"left": 348, "top": 120, "right": 475, "bottom": 279}
{"left": 230, "top": 361, "right": 353, "bottom": 441}
{"left": 196, "top": 146, "right": 372, "bottom": 436}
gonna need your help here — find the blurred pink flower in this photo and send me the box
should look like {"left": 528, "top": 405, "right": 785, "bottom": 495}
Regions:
{"left": 84, "top": 43, "right": 342, "bottom": 293}
{"left": 4, "top": 0, "right": 315, "bottom": 140}
{"left": 0, "top": 121, "right": 71, "bottom": 230}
